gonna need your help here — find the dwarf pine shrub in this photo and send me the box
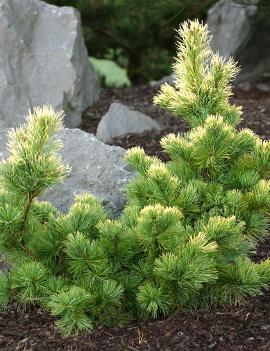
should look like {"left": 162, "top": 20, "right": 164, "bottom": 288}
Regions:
{"left": 1, "top": 20, "right": 270, "bottom": 336}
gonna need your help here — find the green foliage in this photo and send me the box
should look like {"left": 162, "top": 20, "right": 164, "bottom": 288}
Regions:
{"left": 154, "top": 21, "right": 241, "bottom": 127}
{"left": 2, "top": 106, "right": 67, "bottom": 196}
{"left": 48, "top": 286, "right": 93, "bottom": 336}
{"left": 1, "top": 20, "right": 270, "bottom": 337}
{"left": 10, "top": 261, "right": 48, "bottom": 305}
{"left": 137, "top": 282, "right": 171, "bottom": 319}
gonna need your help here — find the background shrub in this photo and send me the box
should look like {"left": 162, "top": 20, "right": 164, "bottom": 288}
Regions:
{"left": 44, "top": 0, "right": 216, "bottom": 83}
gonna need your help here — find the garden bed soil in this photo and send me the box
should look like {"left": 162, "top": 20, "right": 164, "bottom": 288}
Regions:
{"left": 1, "top": 290, "right": 270, "bottom": 351}
{"left": 1, "top": 81, "right": 270, "bottom": 350}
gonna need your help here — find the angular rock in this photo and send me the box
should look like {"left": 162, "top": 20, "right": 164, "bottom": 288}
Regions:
{"left": 207, "top": 0, "right": 270, "bottom": 82}
{"left": 96, "top": 102, "right": 161, "bottom": 144}
{"left": 235, "top": 0, "right": 259, "bottom": 4}
{"left": 0, "top": 0, "right": 99, "bottom": 128}
{"left": 42, "top": 129, "right": 135, "bottom": 216}
{"left": 235, "top": 80, "right": 252, "bottom": 92}
{"left": 0, "top": 261, "right": 11, "bottom": 272}
{"left": 207, "top": 0, "right": 257, "bottom": 58}
{"left": 0, "top": 128, "right": 135, "bottom": 217}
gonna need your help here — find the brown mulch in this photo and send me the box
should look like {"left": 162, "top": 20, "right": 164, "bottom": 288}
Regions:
{"left": 1, "top": 289, "right": 270, "bottom": 351}
{"left": 1, "top": 81, "right": 270, "bottom": 350}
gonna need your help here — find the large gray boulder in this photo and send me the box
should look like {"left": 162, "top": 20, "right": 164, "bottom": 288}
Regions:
{"left": 207, "top": 0, "right": 257, "bottom": 59}
{"left": 0, "top": 128, "right": 135, "bottom": 217}
{"left": 42, "top": 129, "right": 135, "bottom": 216}
{"left": 0, "top": 0, "right": 99, "bottom": 128}
{"left": 207, "top": 0, "right": 270, "bottom": 82}
{"left": 96, "top": 102, "right": 161, "bottom": 144}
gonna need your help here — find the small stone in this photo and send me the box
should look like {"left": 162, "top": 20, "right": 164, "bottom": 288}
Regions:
{"left": 255, "top": 83, "right": 270, "bottom": 92}
{"left": 260, "top": 325, "right": 270, "bottom": 330}
{"left": 96, "top": 102, "right": 161, "bottom": 144}
{"left": 0, "top": 261, "right": 12, "bottom": 272}
{"left": 247, "top": 337, "right": 255, "bottom": 341}
{"left": 151, "top": 74, "right": 176, "bottom": 87}
{"left": 236, "top": 81, "right": 252, "bottom": 92}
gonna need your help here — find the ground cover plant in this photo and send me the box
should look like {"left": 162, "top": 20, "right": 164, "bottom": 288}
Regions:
{"left": 89, "top": 56, "right": 131, "bottom": 87}
{"left": 1, "top": 20, "right": 270, "bottom": 337}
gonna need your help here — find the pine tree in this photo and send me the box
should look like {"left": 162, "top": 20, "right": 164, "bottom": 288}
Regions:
{"left": 124, "top": 20, "right": 270, "bottom": 314}
{"left": 0, "top": 107, "right": 126, "bottom": 334}
{"left": 0, "top": 106, "right": 69, "bottom": 253}
{"left": 1, "top": 20, "right": 270, "bottom": 336}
